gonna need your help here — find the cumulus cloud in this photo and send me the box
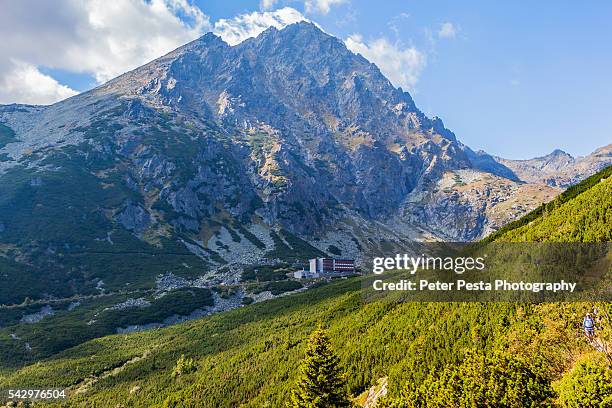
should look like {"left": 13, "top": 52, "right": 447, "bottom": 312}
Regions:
{"left": 0, "top": 0, "right": 211, "bottom": 104}
{"left": 260, "top": 0, "right": 346, "bottom": 14}
{"left": 0, "top": 0, "right": 355, "bottom": 105}
{"left": 214, "top": 7, "right": 308, "bottom": 46}
{"left": 345, "top": 34, "right": 426, "bottom": 91}
{"left": 438, "top": 22, "right": 457, "bottom": 39}
{"left": 0, "top": 60, "right": 78, "bottom": 105}
{"left": 0, "top": 1, "right": 313, "bottom": 104}
{"left": 260, "top": 0, "right": 279, "bottom": 10}
{"left": 304, "top": 0, "right": 347, "bottom": 15}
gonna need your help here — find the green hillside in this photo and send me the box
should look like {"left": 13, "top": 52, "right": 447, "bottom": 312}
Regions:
{"left": 484, "top": 165, "right": 612, "bottom": 243}
{"left": 0, "top": 167, "right": 610, "bottom": 407}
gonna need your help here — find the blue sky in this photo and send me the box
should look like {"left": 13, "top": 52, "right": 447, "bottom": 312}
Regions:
{"left": 1, "top": 0, "right": 610, "bottom": 159}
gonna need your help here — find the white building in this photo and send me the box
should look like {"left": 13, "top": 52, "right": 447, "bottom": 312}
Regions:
{"left": 309, "top": 258, "right": 355, "bottom": 275}
{"left": 293, "top": 269, "right": 319, "bottom": 279}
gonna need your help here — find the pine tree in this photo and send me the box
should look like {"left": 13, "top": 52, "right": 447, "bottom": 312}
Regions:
{"left": 289, "top": 328, "right": 351, "bottom": 408}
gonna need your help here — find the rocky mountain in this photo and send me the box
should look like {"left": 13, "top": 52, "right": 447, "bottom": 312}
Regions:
{"left": 493, "top": 144, "right": 612, "bottom": 188}
{"left": 0, "top": 22, "right": 610, "bottom": 305}
{"left": 399, "top": 168, "right": 561, "bottom": 240}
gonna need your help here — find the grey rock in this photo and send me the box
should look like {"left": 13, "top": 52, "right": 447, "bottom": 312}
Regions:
{"left": 107, "top": 298, "right": 151, "bottom": 311}
{"left": 0, "top": 21, "right": 609, "bottom": 295}
{"left": 116, "top": 202, "right": 151, "bottom": 233}
{"left": 20, "top": 305, "right": 54, "bottom": 324}
{"left": 494, "top": 144, "right": 612, "bottom": 188}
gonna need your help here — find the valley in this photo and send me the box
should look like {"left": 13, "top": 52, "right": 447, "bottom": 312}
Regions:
{"left": 0, "top": 159, "right": 610, "bottom": 407}
{"left": 0, "top": 22, "right": 610, "bottom": 407}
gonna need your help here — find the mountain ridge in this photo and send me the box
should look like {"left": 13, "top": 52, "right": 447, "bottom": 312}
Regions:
{"left": 494, "top": 144, "right": 612, "bottom": 187}
{"left": 0, "top": 22, "right": 610, "bottom": 308}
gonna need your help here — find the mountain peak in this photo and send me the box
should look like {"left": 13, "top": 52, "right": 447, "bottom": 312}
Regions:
{"left": 550, "top": 148, "right": 571, "bottom": 157}
{"left": 90, "top": 18, "right": 459, "bottom": 153}
{"left": 244, "top": 20, "right": 335, "bottom": 48}
{"left": 279, "top": 20, "right": 325, "bottom": 34}
{"left": 197, "top": 31, "right": 224, "bottom": 44}
{"left": 183, "top": 31, "right": 228, "bottom": 52}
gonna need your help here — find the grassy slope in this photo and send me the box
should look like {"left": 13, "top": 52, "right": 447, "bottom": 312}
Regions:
{"left": 483, "top": 165, "right": 612, "bottom": 243}
{"left": 0, "top": 167, "right": 610, "bottom": 407}
{"left": 495, "top": 174, "right": 611, "bottom": 242}
{"left": 0, "top": 287, "right": 215, "bottom": 369}
{"left": 1, "top": 280, "right": 531, "bottom": 407}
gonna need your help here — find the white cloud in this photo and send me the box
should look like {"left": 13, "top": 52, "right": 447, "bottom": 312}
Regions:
{"left": 213, "top": 7, "right": 308, "bottom": 46}
{"left": 0, "top": 60, "right": 78, "bottom": 105}
{"left": 260, "top": 0, "right": 279, "bottom": 11}
{"left": 388, "top": 12, "right": 410, "bottom": 37}
{"left": 259, "top": 0, "right": 346, "bottom": 14}
{"left": 0, "top": 0, "right": 337, "bottom": 105}
{"left": 0, "top": 2, "right": 312, "bottom": 105}
{"left": 438, "top": 22, "right": 457, "bottom": 39}
{"left": 345, "top": 34, "right": 426, "bottom": 91}
{"left": 0, "top": 0, "right": 211, "bottom": 104}
{"left": 304, "top": 0, "right": 347, "bottom": 15}
{"left": 79, "top": 0, "right": 211, "bottom": 83}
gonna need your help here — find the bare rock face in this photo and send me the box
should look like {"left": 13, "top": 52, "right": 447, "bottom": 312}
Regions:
{"left": 116, "top": 202, "right": 151, "bottom": 233}
{"left": 401, "top": 170, "right": 562, "bottom": 240}
{"left": 494, "top": 144, "right": 612, "bottom": 188}
{"left": 0, "top": 22, "right": 610, "bottom": 303}
{"left": 81, "top": 22, "right": 479, "bottom": 238}
{"left": 362, "top": 377, "right": 388, "bottom": 408}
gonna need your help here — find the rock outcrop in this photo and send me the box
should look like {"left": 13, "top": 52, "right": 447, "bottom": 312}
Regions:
{"left": 0, "top": 22, "right": 610, "bottom": 303}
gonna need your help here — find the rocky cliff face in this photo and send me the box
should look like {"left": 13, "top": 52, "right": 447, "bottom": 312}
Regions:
{"left": 0, "top": 22, "right": 609, "bottom": 304}
{"left": 494, "top": 144, "right": 612, "bottom": 188}
{"left": 398, "top": 169, "right": 561, "bottom": 240}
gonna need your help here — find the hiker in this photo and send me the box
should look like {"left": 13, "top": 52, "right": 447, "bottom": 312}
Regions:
{"left": 584, "top": 313, "right": 596, "bottom": 341}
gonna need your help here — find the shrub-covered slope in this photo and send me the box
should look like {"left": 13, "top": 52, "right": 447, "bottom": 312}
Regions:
{"left": 0, "top": 167, "right": 610, "bottom": 407}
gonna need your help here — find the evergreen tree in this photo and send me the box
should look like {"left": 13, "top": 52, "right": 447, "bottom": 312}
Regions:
{"left": 289, "top": 328, "right": 351, "bottom": 408}
{"left": 171, "top": 354, "right": 197, "bottom": 378}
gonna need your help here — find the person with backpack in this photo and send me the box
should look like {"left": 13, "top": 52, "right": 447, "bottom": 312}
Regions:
{"left": 584, "top": 312, "right": 596, "bottom": 340}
